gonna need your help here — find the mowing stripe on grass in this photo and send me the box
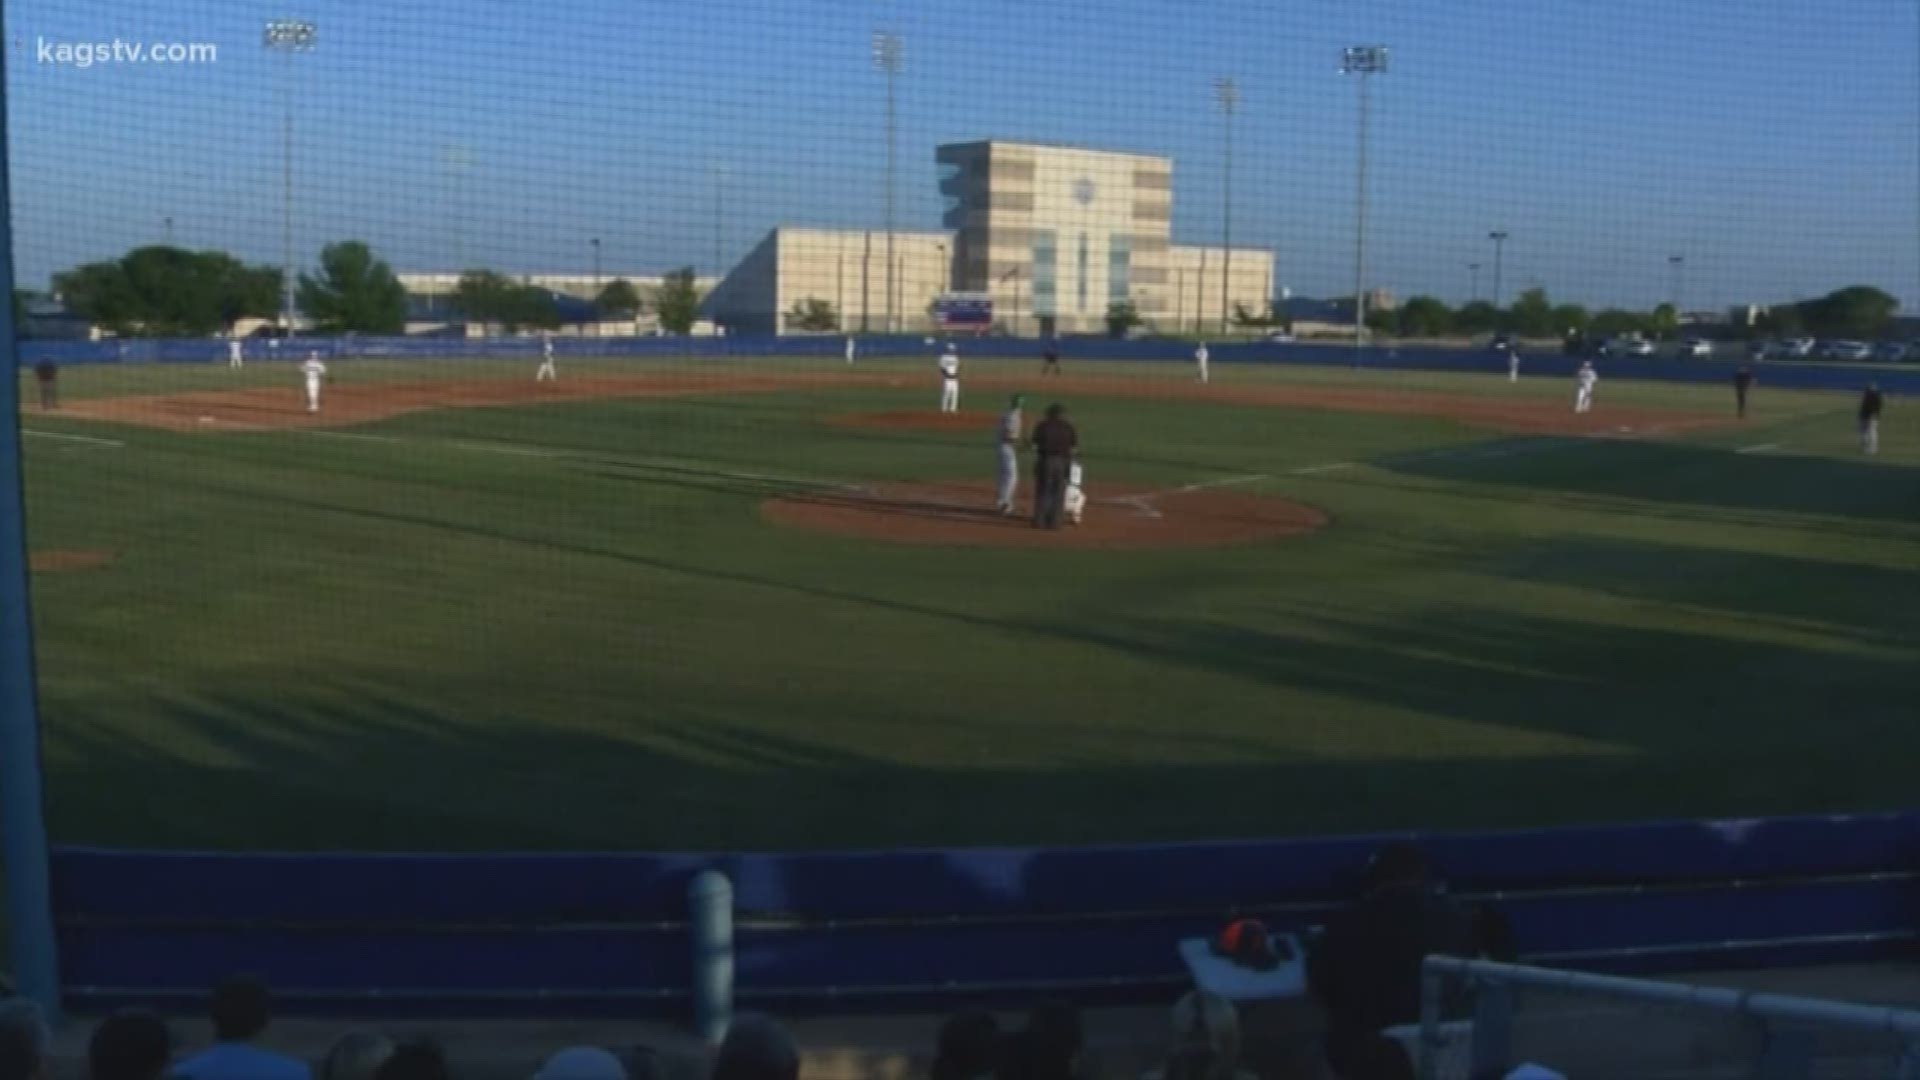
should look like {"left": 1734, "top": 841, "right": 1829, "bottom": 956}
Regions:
{"left": 23, "top": 429, "right": 124, "bottom": 448}
{"left": 1291, "top": 461, "right": 1357, "bottom": 476}
{"left": 1176, "top": 474, "right": 1269, "bottom": 493}
{"left": 1737, "top": 443, "right": 1781, "bottom": 455}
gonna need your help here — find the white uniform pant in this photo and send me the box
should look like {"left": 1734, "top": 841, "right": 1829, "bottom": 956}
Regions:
{"left": 1509, "top": 357, "right": 1520, "bottom": 383}
{"left": 537, "top": 359, "right": 557, "bottom": 382}
{"left": 1862, "top": 418, "right": 1880, "bottom": 454}
{"left": 996, "top": 445, "right": 1018, "bottom": 510}
{"left": 1197, "top": 359, "right": 1209, "bottom": 384}
{"left": 1063, "top": 484, "right": 1085, "bottom": 523}
{"left": 940, "top": 378, "right": 960, "bottom": 413}
{"left": 305, "top": 376, "right": 322, "bottom": 412}
{"left": 229, "top": 350, "right": 244, "bottom": 369}
{"left": 1574, "top": 385, "right": 1594, "bottom": 413}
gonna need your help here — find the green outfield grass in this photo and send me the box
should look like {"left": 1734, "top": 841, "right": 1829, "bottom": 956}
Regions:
{"left": 16, "top": 357, "right": 1920, "bottom": 852}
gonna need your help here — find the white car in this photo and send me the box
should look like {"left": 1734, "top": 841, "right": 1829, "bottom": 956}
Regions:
{"left": 1601, "top": 337, "right": 1654, "bottom": 358}
{"left": 1780, "top": 337, "right": 1817, "bottom": 358}
{"left": 1677, "top": 338, "right": 1713, "bottom": 359}
{"left": 1819, "top": 340, "right": 1873, "bottom": 361}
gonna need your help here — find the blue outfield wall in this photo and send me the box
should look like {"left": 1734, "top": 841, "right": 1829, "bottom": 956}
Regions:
{"left": 49, "top": 812, "right": 1920, "bottom": 1017}
{"left": 15, "top": 334, "right": 1920, "bottom": 394}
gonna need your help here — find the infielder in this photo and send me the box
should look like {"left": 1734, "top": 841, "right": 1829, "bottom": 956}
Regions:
{"left": 228, "top": 339, "right": 244, "bottom": 368}
{"left": 1063, "top": 461, "right": 1086, "bottom": 525}
{"left": 1860, "top": 383, "right": 1883, "bottom": 455}
{"left": 537, "top": 336, "right": 557, "bottom": 382}
{"left": 995, "top": 394, "right": 1024, "bottom": 515}
{"left": 1195, "top": 342, "right": 1211, "bottom": 384}
{"left": 845, "top": 336, "right": 857, "bottom": 366}
{"left": 938, "top": 343, "right": 961, "bottom": 413}
{"left": 1573, "top": 360, "right": 1598, "bottom": 414}
{"left": 1506, "top": 343, "right": 1521, "bottom": 383}
{"left": 300, "top": 351, "right": 328, "bottom": 414}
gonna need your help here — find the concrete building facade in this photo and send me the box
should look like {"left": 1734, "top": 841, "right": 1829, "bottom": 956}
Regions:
{"left": 704, "top": 228, "right": 951, "bottom": 336}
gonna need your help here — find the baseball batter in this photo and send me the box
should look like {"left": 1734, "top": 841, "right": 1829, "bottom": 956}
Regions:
{"left": 1195, "top": 342, "right": 1211, "bottom": 384}
{"left": 228, "top": 339, "right": 244, "bottom": 368}
{"left": 995, "top": 394, "right": 1024, "bottom": 515}
{"left": 1063, "top": 461, "right": 1086, "bottom": 525}
{"left": 1573, "top": 360, "right": 1598, "bottom": 414}
{"left": 300, "top": 352, "right": 328, "bottom": 414}
{"left": 537, "top": 336, "right": 557, "bottom": 382}
{"left": 938, "top": 344, "right": 961, "bottom": 413}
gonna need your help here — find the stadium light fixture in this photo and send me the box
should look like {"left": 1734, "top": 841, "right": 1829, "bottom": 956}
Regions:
{"left": 264, "top": 19, "right": 316, "bottom": 331}
{"left": 1342, "top": 46, "right": 1387, "bottom": 365}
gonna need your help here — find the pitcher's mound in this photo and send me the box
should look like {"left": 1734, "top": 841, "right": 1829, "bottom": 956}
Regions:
{"left": 764, "top": 481, "right": 1326, "bottom": 550}
{"left": 831, "top": 410, "right": 996, "bottom": 433}
{"left": 30, "top": 549, "right": 115, "bottom": 573}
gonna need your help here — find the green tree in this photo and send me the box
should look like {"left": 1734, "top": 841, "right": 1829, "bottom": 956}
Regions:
{"left": 54, "top": 246, "right": 282, "bottom": 336}
{"left": 296, "top": 241, "right": 407, "bottom": 333}
{"left": 654, "top": 267, "right": 702, "bottom": 334}
{"left": 1551, "top": 304, "right": 1590, "bottom": 335}
{"left": 454, "top": 270, "right": 559, "bottom": 332}
{"left": 1591, "top": 309, "right": 1650, "bottom": 338}
{"left": 1106, "top": 299, "right": 1143, "bottom": 338}
{"left": 1454, "top": 301, "right": 1501, "bottom": 335}
{"left": 1509, "top": 288, "right": 1556, "bottom": 338}
{"left": 786, "top": 297, "right": 839, "bottom": 332}
{"left": 1803, "top": 285, "right": 1899, "bottom": 338}
{"left": 595, "top": 278, "right": 642, "bottom": 319}
{"left": 1364, "top": 306, "right": 1398, "bottom": 335}
{"left": 1396, "top": 296, "right": 1454, "bottom": 337}
{"left": 1757, "top": 304, "right": 1806, "bottom": 337}
{"left": 1650, "top": 303, "right": 1679, "bottom": 339}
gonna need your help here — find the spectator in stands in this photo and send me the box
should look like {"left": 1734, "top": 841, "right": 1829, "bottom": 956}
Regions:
{"left": 0, "top": 998, "right": 51, "bottom": 1080}
{"left": 89, "top": 1009, "right": 174, "bottom": 1080}
{"left": 172, "top": 976, "right": 311, "bottom": 1080}
{"left": 1307, "top": 844, "right": 1479, "bottom": 1080}
{"left": 1143, "top": 990, "right": 1254, "bottom": 1080}
{"left": 932, "top": 1010, "right": 1001, "bottom": 1080}
{"left": 1003, "top": 1001, "right": 1084, "bottom": 1080}
{"left": 319, "top": 1032, "right": 395, "bottom": 1080}
{"left": 711, "top": 1014, "right": 798, "bottom": 1080}
{"left": 531, "top": 1047, "right": 628, "bottom": 1080}
{"left": 372, "top": 1040, "right": 451, "bottom": 1080}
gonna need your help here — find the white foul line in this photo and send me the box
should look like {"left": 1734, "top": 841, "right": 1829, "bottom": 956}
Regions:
{"left": 306, "top": 430, "right": 398, "bottom": 443}
{"left": 1736, "top": 443, "right": 1780, "bottom": 455}
{"left": 1291, "top": 461, "right": 1356, "bottom": 476}
{"left": 1176, "top": 473, "right": 1269, "bottom": 493}
{"left": 22, "top": 429, "right": 124, "bottom": 448}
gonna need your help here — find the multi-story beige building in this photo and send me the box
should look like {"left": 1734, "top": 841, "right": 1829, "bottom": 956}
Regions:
{"left": 937, "top": 140, "right": 1270, "bottom": 336}
{"left": 704, "top": 228, "right": 952, "bottom": 335}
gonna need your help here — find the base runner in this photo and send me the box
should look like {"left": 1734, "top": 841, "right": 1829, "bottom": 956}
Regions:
{"left": 1573, "top": 360, "right": 1597, "bottom": 414}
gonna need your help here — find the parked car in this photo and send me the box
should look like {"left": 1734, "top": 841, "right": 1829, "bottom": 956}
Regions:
{"left": 1490, "top": 333, "right": 1514, "bottom": 352}
{"left": 1747, "top": 339, "right": 1775, "bottom": 360}
{"left": 1600, "top": 337, "right": 1654, "bottom": 358}
{"left": 1818, "top": 340, "right": 1874, "bottom": 361}
{"left": 1267, "top": 331, "right": 1296, "bottom": 343}
{"left": 1873, "top": 341, "right": 1911, "bottom": 362}
{"left": 1780, "top": 337, "right": 1817, "bottom": 358}
{"left": 1677, "top": 338, "right": 1713, "bottom": 359}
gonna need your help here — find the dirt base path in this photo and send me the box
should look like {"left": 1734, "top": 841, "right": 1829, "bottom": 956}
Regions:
{"left": 763, "top": 480, "right": 1328, "bottom": 550}
{"left": 29, "top": 550, "right": 115, "bottom": 573}
{"left": 53, "top": 368, "right": 1729, "bottom": 438}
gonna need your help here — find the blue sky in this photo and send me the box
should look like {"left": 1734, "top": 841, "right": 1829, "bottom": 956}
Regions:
{"left": 6, "top": 0, "right": 1917, "bottom": 310}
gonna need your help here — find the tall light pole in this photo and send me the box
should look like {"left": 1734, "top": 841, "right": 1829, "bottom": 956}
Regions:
{"left": 1000, "top": 266, "right": 1022, "bottom": 337}
{"left": 1342, "top": 46, "right": 1387, "bottom": 363}
{"left": 163, "top": 216, "right": 175, "bottom": 246}
{"left": 441, "top": 144, "right": 470, "bottom": 271}
{"left": 712, "top": 166, "right": 725, "bottom": 282}
{"left": 1488, "top": 230, "right": 1509, "bottom": 314}
{"left": 1214, "top": 77, "right": 1237, "bottom": 336}
{"left": 591, "top": 238, "right": 601, "bottom": 288}
{"left": 264, "top": 19, "right": 315, "bottom": 332}
{"left": 935, "top": 242, "right": 948, "bottom": 294}
{"left": 872, "top": 31, "right": 902, "bottom": 334}
{"left": 1468, "top": 262, "right": 1481, "bottom": 303}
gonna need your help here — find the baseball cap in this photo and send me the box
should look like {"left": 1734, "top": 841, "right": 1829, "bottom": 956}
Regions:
{"left": 532, "top": 1046, "right": 629, "bottom": 1080}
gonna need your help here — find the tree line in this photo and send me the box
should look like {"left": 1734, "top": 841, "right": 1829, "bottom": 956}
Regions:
{"left": 41, "top": 241, "right": 707, "bottom": 336}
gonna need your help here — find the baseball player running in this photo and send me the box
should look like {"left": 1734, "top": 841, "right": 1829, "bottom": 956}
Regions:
{"left": 300, "top": 351, "right": 328, "bottom": 414}
{"left": 1573, "top": 360, "right": 1598, "bottom": 414}
{"left": 995, "top": 394, "right": 1024, "bottom": 514}
{"left": 537, "top": 335, "right": 557, "bottom": 382}
{"left": 938, "top": 343, "right": 961, "bottom": 413}
{"left": 1063, "top": 461, "right": 1086, "bottom": 525}
{"left": 1195, "top": 342, "right": 1211, "bottom": 384}
{"left": 228, "top": 338, "right": 244, "bottom": 368}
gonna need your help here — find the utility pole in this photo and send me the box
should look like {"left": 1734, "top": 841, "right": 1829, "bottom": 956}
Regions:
{"left": 872, "top": 31, "right": 902, "bottom": 334}
{"left": 1214, "top": 77, "right": 1237, "bottom": 336}
{"left": 1488, "top": 230, "right": 1510, "bottom": 313}
{"left": 1343, "top": 46, "right": 1388, "bottom": 364}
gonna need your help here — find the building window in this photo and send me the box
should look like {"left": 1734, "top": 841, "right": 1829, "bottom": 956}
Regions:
{"left": 1076, "top": 233, "right": 1088, "bottom": 314}
{"left": 1109, "top": 234, "right": 1131, "bottom": 303}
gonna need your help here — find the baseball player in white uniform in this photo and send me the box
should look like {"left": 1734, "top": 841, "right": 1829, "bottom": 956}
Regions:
{"left": 938, "top": 344, "right": 961, "bottom": 413}
{"left": 228, "top": 339, "right": 244, "bottom": 368}
{"left": 1507, "top": 344, "right": 1521, "bottom": 383}
{"left": 300, "top": 351, "right": 328, "bottom": 413}
{"left": 537, "top": 336, "right": 557, "bottom": 382}
{"left": 1195, "top": 342, "right": 1211, "bottom": 384}
{"left": 995, "top": 394, "right": 1023, "bottom": 514}
{"left": 1573, "top": 360, "right": 1598, "bottom": 414}
{"left": 1063, "top": 461, "right": 1086, "bottom": 525}
{"left": 845, "top": 337, "right": 857, "bottom": 366}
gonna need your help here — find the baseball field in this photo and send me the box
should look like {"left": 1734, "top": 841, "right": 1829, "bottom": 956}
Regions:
{"left": 15, "top": 353, "right": 1920, "bottom": 853}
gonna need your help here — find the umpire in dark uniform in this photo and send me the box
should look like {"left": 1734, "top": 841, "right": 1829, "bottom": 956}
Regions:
{"left": 1029, "top": 402, "right": 1077, "bottom": 529}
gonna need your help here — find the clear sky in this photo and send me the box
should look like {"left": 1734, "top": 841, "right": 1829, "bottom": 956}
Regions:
{"left": 6, "top": 0, "right": 1918, "bottom": 311}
